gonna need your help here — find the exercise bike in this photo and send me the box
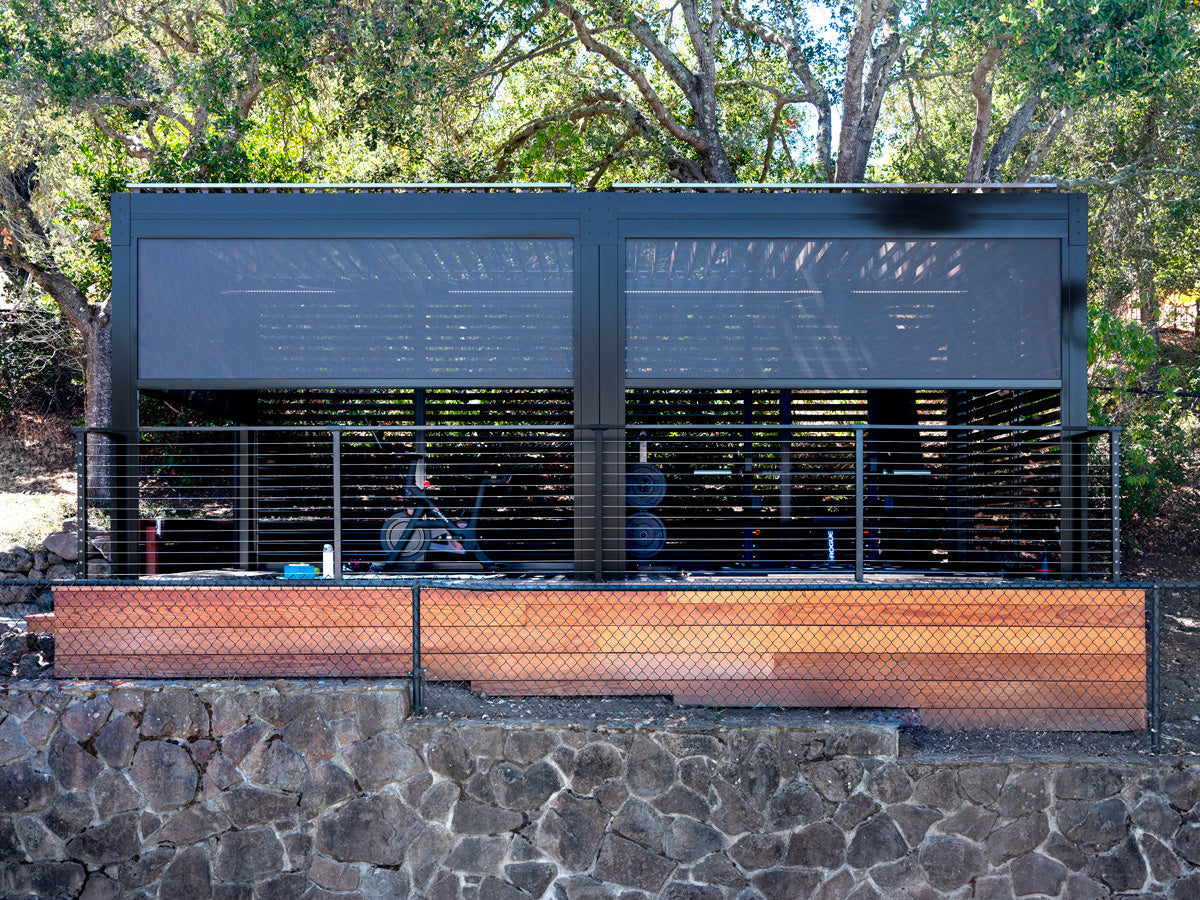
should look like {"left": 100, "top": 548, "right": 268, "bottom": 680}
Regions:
{"left": 370, "top": 453, "right": 510, "bottom": 571}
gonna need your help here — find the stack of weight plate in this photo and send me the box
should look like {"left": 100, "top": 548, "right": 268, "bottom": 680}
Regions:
{"left": 625, "top": 463, "right": 667, "bottom": 560}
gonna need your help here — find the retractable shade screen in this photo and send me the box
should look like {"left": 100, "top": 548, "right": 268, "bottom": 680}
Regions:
{"left": 137, "top": 238, "right": 575, "bottom": 382}
{"left": 625, "top": 238, "right": 1061, "bottom": 382}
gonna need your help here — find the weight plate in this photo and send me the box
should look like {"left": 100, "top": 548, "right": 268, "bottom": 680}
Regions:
{"left": 626, "top": 511, "right": 666, "bottom": 559}
{"left": 626, "top": 463, "right": 667, "bottom": 508}
{"left": 380, "top": 513, "right": 430, "bottom": 560}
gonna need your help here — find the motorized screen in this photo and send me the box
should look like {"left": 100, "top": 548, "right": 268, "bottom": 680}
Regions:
{"left": 137, "top": 238, "right": 575, "bottom": 382}
{"left": 626, "top": 238, "right": 1061, "bottom": 381}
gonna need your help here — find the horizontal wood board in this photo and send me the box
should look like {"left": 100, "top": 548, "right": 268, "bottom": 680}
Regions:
{"left": 50, "top": 583, "right": 1145, "bottom": 730}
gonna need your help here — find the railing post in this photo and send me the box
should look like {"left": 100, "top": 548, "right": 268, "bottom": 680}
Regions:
{"left": 593, "top": 426, "right": 605, "bottom": 580}
{"left": 855, "top": 428, "right": 864, "bottom": 583}
{"left": 76, "top": 429, "right": 88, "bottom": 579}
{"left": 411, "top": 584, "right": 425, "bottom": 714}
{"left": 332, "top": 430, "right": 343, "bottom": 582}
{"left": 1111, "top": 430, "right": 1121, "bottom": 582}
{"left": 1150, "top": 584, "right": 1161, "bottom": 753}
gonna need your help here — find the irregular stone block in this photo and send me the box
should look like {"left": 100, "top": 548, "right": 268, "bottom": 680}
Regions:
{"left": 998, "top": 771, "right": 1048, "bottom": 819}
{"left": 845, "top": 814, "right": 907, "bottom": 868}
{"left": 918, "top": 834, "right": 986, "bottom": 893}
{"left": 427, "top": 730, "right": 476, "bottom": 780}
{"left": 0, "top": 716, "right": 31, "bottom": 765}
{"left": 310, "top": 854, "right": 360, "bottom": 892}
{"left": 299, "top": 761, "right": 357, "bottom": 819}
{"left": 242, "top": 737, "right": 307, "bottom": 792}
{"left": 1059, "top": 798, "right": 1127, "bottom": 852}
{"left": 957, "top": 765, "right": 1008, "bottom": 805}
{"left": 130, "top": 740, "right": 198, "bottom": 811}
{"left": 593, "top": 833, "right": 675, "bottom": 891}
{"left": 785, "top": 821, "right": 845, "bottom": 869}
{"left": 93, "top": 770, "right": 144, "bottom": 819}
{"left": 117, "top": 845, "right": 174, "bottom": 889}
{"left": 653, "top": 784, "right": 709, "bottom": 820}
{"left": 6, "top": 861, "right": 87, "bottom": 898}
{"left": 79, "top": 872, "right": 121, "bottom": 900}
{"left": 42, "top": 790, "right": 95, "bottom": 838}
{"left": 594, "top": 777, "right": 628, "bottom": 813}
{"left": 809, "top": 759, "right": 865, "bottom": 802}
{"left": 212, "top": 826, "right": 286, "bottom": 882}
{"left": 491, "top": 760, "right": 563, "bottom": 811}
{"left": 361, "top": 866, "right": 412, "bottom": 900}
{"left": 94, "top": 714, "right": 138, "bottom": 768}
{"left": 767, "top": 780, "right": 825, "bottom": 830}
{"left": 505, "top": 861, "right": 557, "bottom": 898}
{"left": 1131, "top": 795, "right": 1181, "bottom": 840}
{"left": 217, "top": 784, "right": 298, "bottom": 827}
{"left": 691, "top": 852, "right": 747, "bottom": 888}
{"left": 711, "top": 779, "right": 764, "bottom": 835}
{"left": 972, "top": 873, "right": 1016, "bottom": 900}
{"left": 257, "top": 691, "right": 314, "bottom": 729}
{"left": 418, "top": 779, "right": 461, "bottom": 824}
{"left": 147, "top": 805, "right": 232, "bottom": 846}
{"left": 1087, "top": 834, "right": 1147, "bottom": 893}
{"left": 0, "top": 816, "right": 20, "bottom": 863}
{"left": 731, "top": 833, "right": 785, "bottom": 871}
{"left": 661, "top": 733, "right": 722, "bottom": 760}
{"left": 1055, "top": 766, "right": 1125, "bottom": 802}
{"left": 210, "top": 694, "right": 250, "bottom": 737}
{"left": 613, "top": 796, "right": 665, "bottom": 851}
{"left": 1010, "top": 851, "right": 1068, "bottom": 897}
{"left": 660, "top": 882, "right": 724, "bottom": 900}
{"left": 452, "top": 799, "right": 524, "bottom": 834}
{"left": 889, "top": 803, "right": 942, "bottom": 846}
{"left": 64, "top": 811, "right": 141, "bottom": 866}
{"left": 985, "top": 813, "right": 1049, "bottom": 865}
{"left": 60, "top": 695, "right": 112, "bottom": 742}
{"left": 343, "top": 732, "right": 421, "bottom": 791}
{"left": 406, "top": 823, "right": 454, "bottom": 890}
{"left": 751, "top": 868, "right": 823, "bottom": 898}
{"left": 253, "top": 871, "right": 307, "bottom": 900}
{"left": 1140, "top": 832, "right": 1182, "bottom": 883}
{"left": 219, "top": 721, "right": 269, "bottom": 766}
{"left": 445, "top": 834, "right": 508, "bottom": 875}
{"left": 0, "top": 546, "right": 35, "bottom": 573}
{"left": 678, "top": 755, "right": 717, "bottom": 795}
{"left": 572, "top": 742, "right": 624, "bottom": 795}
{"left": 281, "top": 707, "right": 335, "bottom": 762}
{"left": 939, "top": 805, "right": 996, "bottom": 843}
{"left": 627, "top": 735, "right": 676, "bottom": 798}
{"left": 737, "top": 743, "right": 782, "bottom": 808}
{"left": 41, "top": 531, "right": 78, "bottom": 561}
{"left": 833, "top": 792, "right": 880, "bottom": 830}
{"left": 315, "top": 793, "right": 419, "bottom": 865}
{"left": 663, "top": 817, "right": 723, "bottom": 863}
{"left": 48, "top": 731, "right": 102, "bottom": 791}
{"left": 537, "top": 792, "right": 608, "bottom": 871}
{"left": 16, "top": 814, "right": 62, "bottom": 860}
{"left": 912, "top": 769, "right": 960, "bottom": 812}
{"left": 475, "top": 875, "right": 528, "bottom": 900}
{"left": 141, "top": 690, "right": 208, "bottom": 739}
{"left": 504, "top": 730, "right": 556, "bottom": 764}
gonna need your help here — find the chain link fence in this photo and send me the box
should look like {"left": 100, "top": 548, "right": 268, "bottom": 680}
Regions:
{"left": 4, "top": 576, "right": 1168, "bottom": 742}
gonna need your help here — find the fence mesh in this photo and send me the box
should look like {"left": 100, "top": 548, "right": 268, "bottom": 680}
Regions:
{"left": 11, "top": 576, "right": 1150, "bottom": 735}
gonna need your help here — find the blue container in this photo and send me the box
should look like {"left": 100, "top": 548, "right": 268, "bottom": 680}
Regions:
{"left": 283, "top": 564, "right": 317, "bottom": 578}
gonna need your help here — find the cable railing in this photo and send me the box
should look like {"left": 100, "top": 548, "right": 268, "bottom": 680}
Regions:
{"left": 75, "top": 423, "right": 1120, "bottom": 581}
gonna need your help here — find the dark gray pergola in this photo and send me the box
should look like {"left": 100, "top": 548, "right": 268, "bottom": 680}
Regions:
{"left": 104, "top": 185, "right": 1096, "bottom": 578}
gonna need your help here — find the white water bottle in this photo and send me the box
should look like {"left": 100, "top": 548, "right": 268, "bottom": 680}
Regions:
{"left": 322, "top": 544, "right": 334, "bottom": 578}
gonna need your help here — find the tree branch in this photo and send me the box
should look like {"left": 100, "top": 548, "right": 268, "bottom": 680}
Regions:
{"left": 965, "top": 44, "right": 1002, "bottom": 183}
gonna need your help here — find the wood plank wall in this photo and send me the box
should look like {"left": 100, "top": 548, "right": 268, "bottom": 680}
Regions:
{"left": 49, "top": 582, "right": 1144, "bottom": 730}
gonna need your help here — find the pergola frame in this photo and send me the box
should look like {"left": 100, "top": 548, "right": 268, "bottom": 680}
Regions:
{"left": 107, "top": 187, "right": 1090, "bottom": 578}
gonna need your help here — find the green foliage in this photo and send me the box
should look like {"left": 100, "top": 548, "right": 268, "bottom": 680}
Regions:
{"left": 0, "top": 295, "right": 83, "bottom": 418}
{"left": 1088, "top": 302, "right": 1200, "bottom": 523}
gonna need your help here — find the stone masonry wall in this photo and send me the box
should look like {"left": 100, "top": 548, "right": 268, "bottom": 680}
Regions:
{"left": 2, "top": 681, "right": 1200, "bottom": 899}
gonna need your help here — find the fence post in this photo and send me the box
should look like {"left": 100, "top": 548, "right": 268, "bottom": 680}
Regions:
{"left": 855, "top": 429, "right": 864, "bottom": 583}
{"left": 332, "top": 430, "right": 342, "bottom": 582}
{"left": 76, "top": 429, "right": 88, "bottom": 579}
{"left": 1149, "top": 585, "right": 1161, "bottom": 753}
{"left": 411, "top": 584, "right": 425, "bottom": 714}
{"left": 1111, "top": 430, "right": 1121, "bottom": 582}
{"left": 593, "top": 426, "right": 605, "bottom": 580}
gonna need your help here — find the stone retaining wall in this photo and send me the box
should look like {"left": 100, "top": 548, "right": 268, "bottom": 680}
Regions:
{"left": 1, "top": 680, "right": 1199, "bottom": 899}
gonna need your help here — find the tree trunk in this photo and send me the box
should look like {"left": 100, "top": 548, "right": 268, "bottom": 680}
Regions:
{"left": 81, "top": 315, "right": 113, "bottom": 507}
{"left": 1137, "top": 258, "right": 1160, "bottom": 345}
